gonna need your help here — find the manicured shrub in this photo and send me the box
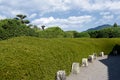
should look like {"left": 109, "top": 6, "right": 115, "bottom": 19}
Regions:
{"left": 0, "top": 37, "right": 119, "bottom": 80}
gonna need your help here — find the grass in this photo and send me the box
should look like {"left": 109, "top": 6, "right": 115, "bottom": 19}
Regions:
{"left": 0, "top": 37, "right": 120, "bottom": 80}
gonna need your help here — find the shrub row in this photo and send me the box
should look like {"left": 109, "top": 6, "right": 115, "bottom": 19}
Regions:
{"left": 0, "top": 37, "right": 120, "bottom": 80}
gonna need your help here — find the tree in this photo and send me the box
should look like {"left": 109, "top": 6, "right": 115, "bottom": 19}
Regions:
{"left": 113, "top": 22, "right": 118, "bottom": 27}
{"left": 78, "top": 32, "right": 90, "bottom": 38}
{"left": 0, "top": 18, "right": 38, "bottom": 40}
{"left": 43, "top": 27, "right": 64, "bottom": 38}
{"left": 64, "top": 31, "right": 74, "bottom": 38}
{"left": 64, "top": 31, "right": 79, "bottom": 38}
{"left": 16, "top": 14, "right": 26, "bottom": 20}
{"left": 15, "top": 14, "right": 30, "bottom": 24}
{"left": 41, "top": 25, "right": 45, "bottom": 30}
{"left": 88, "top": 31, "right": 99, "bottom": 38}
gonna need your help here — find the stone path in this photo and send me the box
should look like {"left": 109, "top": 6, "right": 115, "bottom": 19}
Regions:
{"left": 67, "top": 55, "right": 120, "bottom": 80}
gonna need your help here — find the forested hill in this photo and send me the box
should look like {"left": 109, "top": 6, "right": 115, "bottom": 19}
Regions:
{"left": 87, "top": 24, "right": 112, "bottom": 31}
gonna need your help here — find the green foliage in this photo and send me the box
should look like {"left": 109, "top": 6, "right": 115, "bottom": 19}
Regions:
{"left": 113, "top": 22, "right": 118, "bottom": 27}
{"left": 23, "top": 20, "right": 30, "bottom": 24}
{"left": 77, "top": 32, "right": 90, "bottom": 38}
{"left": 88, "top": 30, "right": 98, "bottom": 38}
{"left": 16, "top": 14, "right": 27, "bottom": 19}
{"left": 38, "top": 27, "right": 65, "bottom": 38}
{"left": 15, "top": 14, "right": 30, "bottom": 24}
{"left": 64, "top": 31, "right": 74, "bottom": 38}
{"left": 64, "top": 31, "right": 79, "bottom": 38}
{"left": 32, "top": 25, "right": 41, "bottom": 32}
{"left": 0, "top": 19, "right": 37, "bottom": 40}
{"left": 1, "top": 14, "right": 120, "bottom": 39}
{"left": 72, "top": 31, "right": 80, "bottom": 38}
{"left": 41, "top": 25, "right": 45, "bottom": 31}
{"left": 88, "top": 27, "right": 120, "bottom": 38}
{"left": 0, "top": 37, "right": 120, "bottom": 80}
{"left": 64, "top": 31, "right": 90, "bottom": 38}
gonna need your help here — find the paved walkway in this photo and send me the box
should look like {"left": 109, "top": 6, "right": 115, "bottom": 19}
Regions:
{"left": 67, "top": 55, "right": 120, "bottom": 80}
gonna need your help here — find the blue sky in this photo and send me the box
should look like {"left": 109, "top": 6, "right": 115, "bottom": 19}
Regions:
{"left": 0, "top": 0, "right": 120, "bottom": 32}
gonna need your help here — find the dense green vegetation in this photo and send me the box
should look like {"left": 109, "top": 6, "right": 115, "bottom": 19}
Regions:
{"left": 0, "top": 15, "right": 120, "bottom": 79}
{"left": 0, "top": 37, "right": 120, "bottom": 80}
{"left": 88, "top": 27, "right": 120, "bottom": 38}
{"left": 87, "top": 23, "right": 120, "bottom": 38}
{"left": 0, "top": 14, "right": 120, "bottom": 39}
{"left": 0, "top": 17, "right": 90, "bottom": 39}
{"left": 0, "top": 18, "right": 37, "bottom": 40}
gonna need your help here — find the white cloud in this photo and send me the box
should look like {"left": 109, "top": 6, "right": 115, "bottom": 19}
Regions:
{"left": 29, "top": 13, "right": 37, "bottom": 19}
{"left": 95, "top": 14, "right": 114, "bottom": 26}
{"left": 66, "top": 0, "right": 120, "bottom": 12}
{"left": 103, "top": 15, "right": 114, "bottom": 20}
{"left": 0, "top": 0, "right": 120, "bottom": 16}
{"left": 32, "top": 15, "right": 94, "bottom": 30}
{"left": 0, "top": 15, "right": 6, "bottom": 19}
{"left": 100, "top": 11, "right": 114, "bottom": 20}
{"left": 0, "top": 0, "right": 120, "bottom": 31}
{"left": 0, "top": 0, "right": 70, "bottom": 17}
{"left": 106, "top": 1, "right": 120, "bottom": 10}
{"left": 100, "top": 12, "right": 111, "bottom": 16}
{"left": 0, "top": 1, "right": 118, "bottom": 14}
{"left": 11, "top": 10, "right": 27, "bottom": 16}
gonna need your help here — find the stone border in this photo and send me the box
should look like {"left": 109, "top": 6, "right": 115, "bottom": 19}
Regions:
{"left": 55, "top": 51, "right": 105, "bottom": 80}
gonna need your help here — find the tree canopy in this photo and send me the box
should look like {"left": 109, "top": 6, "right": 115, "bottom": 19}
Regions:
{"left": 15, "top": 14, "right": 30, "bottom": 24}
{"left": 0, "top": 14, "right": 120, "bottom": 40}
{"left": 113, "top": 22, "right": 118, "bottom": 27}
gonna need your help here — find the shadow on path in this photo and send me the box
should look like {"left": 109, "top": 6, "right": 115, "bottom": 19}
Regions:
{"left": 100, "top": 44, "right": 120, "bottom": 80}
{"left": 67, "top": 44, "right": 120, "bottom": 80}
{"left": 100, "top": 56, "right": 120, "bottom": 80}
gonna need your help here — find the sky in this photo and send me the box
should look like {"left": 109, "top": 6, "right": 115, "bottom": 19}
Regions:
{"left": 0, "top": 0, "right": 120, "bottom": 32}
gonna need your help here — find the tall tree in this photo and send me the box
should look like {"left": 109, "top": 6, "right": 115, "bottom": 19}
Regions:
{"left": 16, "top": 14, "right": 26, "bottom": 20}
{"left": 44, "top": 27, "right": 64, "bottom": 38}
{"left": 113, "top": 22, "right": 118, "bottom": 27}
{"left": 41, "top": 25, "right": 45, "bottom": 31}
{"left": 15, "top": 14, "right": 30, "bottom": 24}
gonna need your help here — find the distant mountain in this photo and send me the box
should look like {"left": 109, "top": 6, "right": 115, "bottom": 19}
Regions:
{"left": 87, "top": 24, "right": 112, "bottom": 31}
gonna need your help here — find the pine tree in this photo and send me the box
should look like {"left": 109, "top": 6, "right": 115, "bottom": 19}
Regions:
{"left": 113, "top": 22, "right": 118, "bottom": 27}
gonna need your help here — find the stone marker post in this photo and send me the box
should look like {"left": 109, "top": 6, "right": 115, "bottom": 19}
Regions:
{"left": 71, "top": 62, "right": 80, "bottom": 74}
{"left": 82, "top": 58, "right": 88, "bottom": 67}
{"left": 93, "top": 53, "right": 97, "bottom": 59}
{"left": 56, "top": 70, "right": 66, "bottom": 80}
{"left": 99, "top": 52, "right": 104, "bottom": 57}
{"left": 88, "top": 55, "right": 94, "bottom": 62}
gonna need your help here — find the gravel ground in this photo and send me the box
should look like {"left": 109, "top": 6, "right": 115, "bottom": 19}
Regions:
{"left": 67, "top": 55, "right": 120, "bottom": 80}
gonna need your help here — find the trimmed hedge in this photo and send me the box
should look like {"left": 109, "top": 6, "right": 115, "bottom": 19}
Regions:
{"left": 0, "top": 37, "right": 120, "bottom": 80}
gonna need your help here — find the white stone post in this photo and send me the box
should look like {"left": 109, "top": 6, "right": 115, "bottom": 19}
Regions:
{"left": 93, "top": 53, "right": 97, "bottom": 59}
{"left": 88, "top": 55, "right": 94, "bottom": 62}
{"left": 82, "top": 58, "right": 88, "bottom": 67}
{"left": 56, "top": 70, "right": 66, "bottom": 80}
{"left": 71, "top": 62, "right": 80, "bottom": 74}
{"left": 99, "top": 52, "right": 104, "bottom": 57}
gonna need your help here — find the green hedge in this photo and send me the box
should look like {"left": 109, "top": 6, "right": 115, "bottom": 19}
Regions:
{"left": 0, "top": 37, "right": 120, "bottom": 80}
